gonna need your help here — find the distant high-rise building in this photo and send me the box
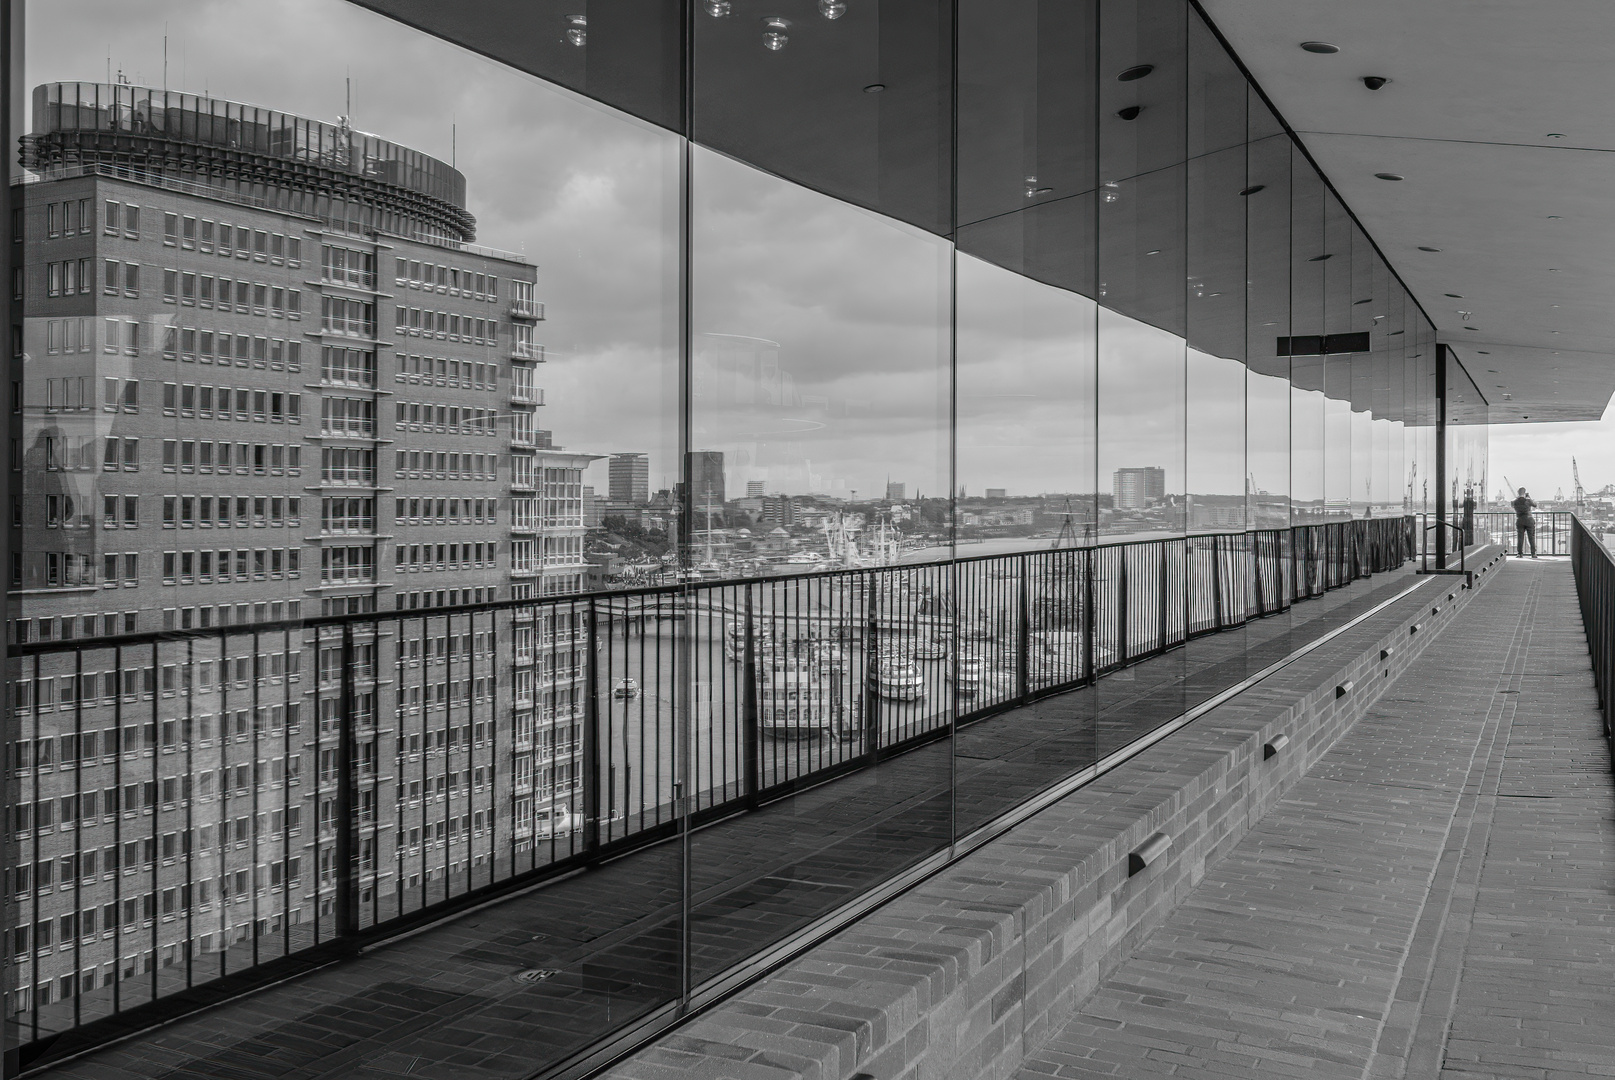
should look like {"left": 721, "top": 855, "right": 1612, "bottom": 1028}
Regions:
{"left": 1113, "top": 467, "right": 1167, "bottom": 509}
{"left": 746, "top": 479, "right": 766, "bottom": 498}
{"left": 886, "top": 481, "right": 906, "bottom": 502}
{"left": 689, "top": 450, "right": 725, "bottom": 508}
{"left": 986, "top": 488, "right": 1007, "bottom": 498}
{"left": 608, "top": 452, "right": 650, "bottom": 504}
{"left": 761, "top": 494, "right": 799, "bottom": 526}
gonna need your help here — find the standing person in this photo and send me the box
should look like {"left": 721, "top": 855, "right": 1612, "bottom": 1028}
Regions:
{"left": 1512, "top": 487, "right": 1537, "bottom": 558}
{"left": 1461, "top": 485, "right": 1477, "bottom": 548}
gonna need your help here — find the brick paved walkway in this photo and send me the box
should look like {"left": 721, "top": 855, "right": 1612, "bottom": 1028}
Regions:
{"left": 1018, "top": 560, "right": 1615, "bottom": 1080}
{"left": 36, "top": 569, "right": 1427, "bottom": 1079}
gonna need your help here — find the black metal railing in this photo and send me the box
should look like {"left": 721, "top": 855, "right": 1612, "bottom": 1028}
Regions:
{"left": 1569, "top": 516, "right": 1615, "bottom": 766}
{"left": 4, "top": 515, "right": 1415, "bottom": 1064}
{"left": 1469, "top": 511, "right": 1575, "bottom": 556}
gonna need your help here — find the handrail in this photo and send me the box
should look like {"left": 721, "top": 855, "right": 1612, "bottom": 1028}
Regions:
{"left": 1422, "top": 517, "right": 1467, "bottom": 574}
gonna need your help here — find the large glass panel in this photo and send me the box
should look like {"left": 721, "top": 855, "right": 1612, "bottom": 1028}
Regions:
{"left": 953, "top": 251, "right": 1097, "bottom": 836}
{"left": 1445, "top": 351, "right": 1491, "bottom": 538}
{"left": 957, "top": 0, "right": 1098, "bottom": 229}
{"left": 1246, "top": 122, "right": 1291, "bottom": 539}
{"left": 1291, "top": 159, "right": 1327, "bottom": 528}
{"left": 693, "top": 0, "right": 954, "bottom": 235}
{"left": 15, "top": 1, "right": 684, "bottom": 1070}
{"left": 687, "top": 146, "right": 953, "bottom": 981}
{"left": 1186, "top": 141, "right": 1246, "bottom": 663}
{"left": 1099, "top": 0, "right": 1186, "bottom": 183}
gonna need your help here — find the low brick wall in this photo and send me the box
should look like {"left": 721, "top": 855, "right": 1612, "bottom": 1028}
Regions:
{"left": 603, "top": 548, "right": 1505, "bottom": 1080}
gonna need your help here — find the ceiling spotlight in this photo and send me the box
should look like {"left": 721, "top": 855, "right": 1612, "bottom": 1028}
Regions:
{"left": 1374, "top": 172, "right": 1404, "bottom": 181}
{"left": 1418, "top": 246, "right": 1440, "bottom": 252}
{"left": 1118, "top": 64, "right": 1155, "bottom": 82}
{"left": 863, "top": 83, "right": 884, "bottom": 93}
{"left": 1145, "top": 249, "right": 1162, "bottom": 256}
{"left": 1464, "top": 325, "right": 1480, "bottom": 330}
{"left": 1116, "top": 105, "right": 1143, "bottom": 121}
{"left": 1362, "top": 76, "right": 1389, "bottom": 90}
{"left": 1308, "top": 253, "right": 1333, "bottom": 261}
{"left": 564, "top": 13, "right": 587, "bottom": 46}
{"left": 1479, "top": 352, "right": 1491, "bottom": 356}
{"left": 1239, "top": 184, "right": 1266, "bottom": 196}
{"left": 1444, "top": 292, "right": 1462, "bottom": 298}
{"left": 818, "top": 0, "right": 846, "bottom": 19}
{"left": 1548, "top": 267, "right": 1561, "bottom": 272}
{"left": 1300, "top": 41, "right": 1339, "bottom": 53}
{"left": 1353, "top": 298, "right": 1371, "bottom": 305}
{"left": 761, "top": 16, "right": 791, "bottom": 50}
{"left": 704, "top": 0, "right": 732, "bottom": 14}
{"left": 1547, "top": 215, "right": 1562, "bottom": 219}
{"left": 1546, "top": 133, "right": 1566, "bottom": 139}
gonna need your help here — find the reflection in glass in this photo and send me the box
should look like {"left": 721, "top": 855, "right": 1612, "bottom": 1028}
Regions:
{"left": 957, "top": 0, "right": 1097, "bottom": 229}
{"left": 1098, "top": 308, "right": 1184, "bottom": 539}
{"left": 688, "top": 146, "right": 953, "bottom": 981}
{"left": 956, "top": 252, "right": 1097, "bottom": 543}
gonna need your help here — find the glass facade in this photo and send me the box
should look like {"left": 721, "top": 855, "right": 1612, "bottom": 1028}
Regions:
{"left": 3, "top": 0, "right": 1476, "bottom": 1073}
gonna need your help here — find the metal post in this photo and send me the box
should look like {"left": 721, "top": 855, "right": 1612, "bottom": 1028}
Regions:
{"left": 335, "top": 624, "right": 357, "bottom": 940}
{"left": 1157, "top": 543, "right": 1169, "bottom": 654}
{"left": 1016, "top": 564, "right": 1031, "bottom": 702}
{"left": 1210, "top": 534, "right": 1224, "bottom": 630}
{"left": 1117, "top": 552, "right": 1130, "bottom": 664}
{"left": 582, "top": 598, "right": 601, "bottom": 853}
{"left": 1084, "top": 547, "right": 1096, "bottom": 683}
{"left": 742, "top": 586, "right": 760, "bottom": 807}
{"left": 863, "top": 575, "right": 880, "bottom": 763}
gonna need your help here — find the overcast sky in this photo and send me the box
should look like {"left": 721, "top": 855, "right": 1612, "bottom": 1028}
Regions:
{"left": 1490, "top": 404, "right": 1615, "bottom": 504}
{"left": 28, "top": 0, "right": 1569, "bottom": 508}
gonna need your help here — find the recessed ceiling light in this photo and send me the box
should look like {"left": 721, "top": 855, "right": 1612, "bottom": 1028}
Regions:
{"left": 1144, "top": 249, "right": 1161, "bottom": 255}
{"left": 1551, "top": 330, "right": 1561, "bottom": 334}
{"left": 1118, "top": 64, "right": 1154, "bottom": 82}
{"left": 1464, "top": 325, "right": 1480, "bottom": 330}
{"left": 1308, "top": 254, "right": 1333, "bottom": 262}
{"left": 1116, "top": 106, "right": 1143, "bottom": 121}
{"left": 1375, "top": 172, "right": 1404, "bottom": 181}
{"left": 863, "top": 83, "right": 885, "bottom": 93}
{"left": 1391, "top": 330, "right": 1404, "bottom": 335}
{"left": 1300, "top": 41, "right": 1339, "bottom": 53}
{"left": 1418, "top": 246, "right": 1440, "bottom": 252}
{"left": 1548, "top": 268, "right": 1561, "bottom": 272}
{"left": 1353, "top": 298, "right": 1372, "bottom": 305}
{"left": 1444, "top": 293, "right": 1462, "bottom": 298}
{"left": 1546, "top": 133, "right": 1566, "bottom": 139}
{"left": 1239, "top": 185, "right": 1266, "bottom": 196}
{"left": 1546, "top": 215, "right": 1561, "bottom": 219}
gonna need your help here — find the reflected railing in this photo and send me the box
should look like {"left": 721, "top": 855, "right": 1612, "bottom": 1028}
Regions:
{"left": 5, "top": 515, "right": 1415, "bottom": 1067}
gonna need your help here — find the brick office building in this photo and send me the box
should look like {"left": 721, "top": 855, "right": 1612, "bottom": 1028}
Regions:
{"left": 5, "top": 82, "right": 589, "bottom": 1020}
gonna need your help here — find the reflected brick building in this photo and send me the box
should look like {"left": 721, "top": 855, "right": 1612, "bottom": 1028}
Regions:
{"left": 5, "top": 82, "right": 589, "bottom": 1018}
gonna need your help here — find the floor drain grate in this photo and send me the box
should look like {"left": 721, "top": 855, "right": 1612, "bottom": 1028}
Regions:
{"left": 514, "top": 968, "right": 560, "bottom": 984}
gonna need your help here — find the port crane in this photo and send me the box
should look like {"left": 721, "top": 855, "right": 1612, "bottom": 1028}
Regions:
{"left": 1573, "top": 457, "right": 1586, "bottom": 512}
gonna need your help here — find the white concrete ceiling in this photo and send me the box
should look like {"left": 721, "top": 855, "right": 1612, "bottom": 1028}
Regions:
{"left": 1202, "top": 0, "right": 1615, "bottom": 423}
